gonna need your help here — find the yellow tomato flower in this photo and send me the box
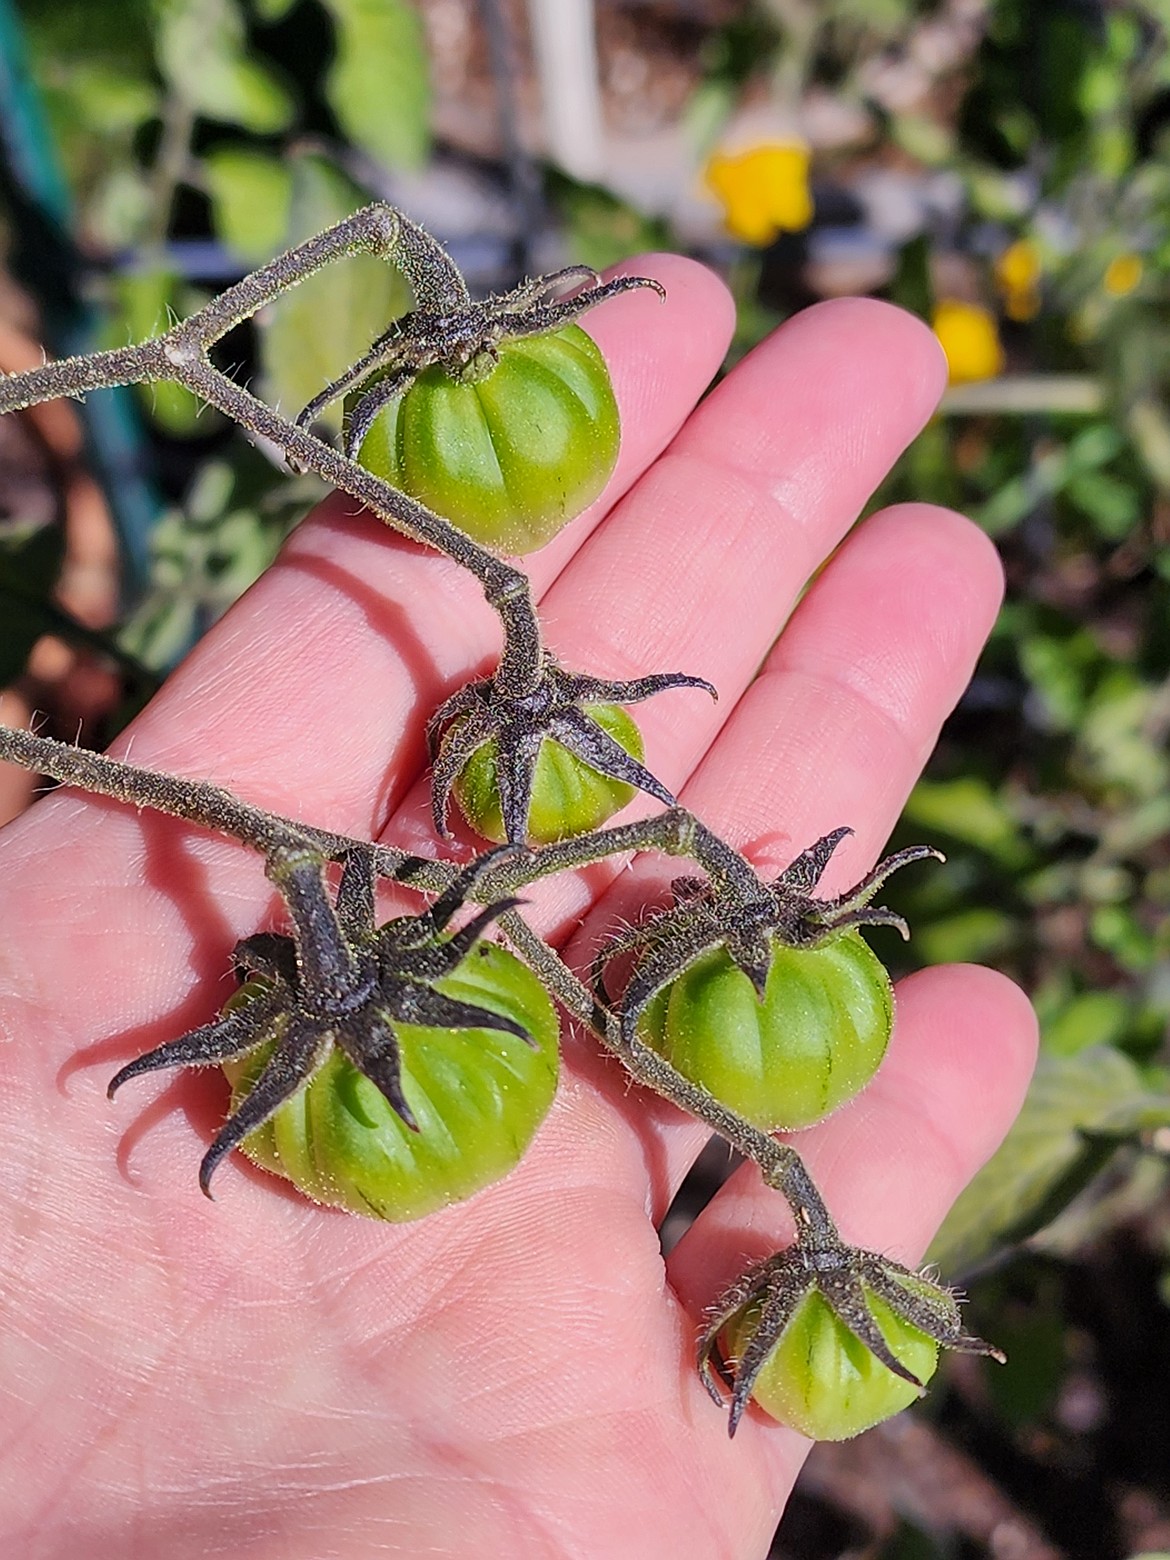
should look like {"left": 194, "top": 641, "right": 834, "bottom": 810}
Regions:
{"left": 705, "top": 142, "right": 813, "bottom": 246}
{"left": 995, "top": 239, "right": 1041, "bottom": 321}
{"left": 932, "top": 300, "right": 1005, "bottom": 384}
{"left": 1103, "top": 254, "right": 1143, "bottom": 297}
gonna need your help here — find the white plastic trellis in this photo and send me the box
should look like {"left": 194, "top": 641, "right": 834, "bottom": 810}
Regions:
{"left": 524, "top": 0, "right": 606, "bottom": 183}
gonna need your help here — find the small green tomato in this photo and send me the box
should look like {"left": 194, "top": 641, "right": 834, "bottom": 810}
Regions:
{"left": 454, "top": 701, "right": 644, "bottom": 845}
{"left": 222, "top": 943, "right": 559, "bottom": 1221}
{"left": 350, "top": 323, "right": 620, "bottom": 554}
{"left": 724, "top": 1285, "right": 940, "bottom": 1441}
{"left": 639, "top": 928, "right": 893, "bottom": 1131}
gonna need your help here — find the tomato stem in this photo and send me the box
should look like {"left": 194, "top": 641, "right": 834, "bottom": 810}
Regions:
{"left": 0, "top": 202, "right": 693, "bottom": 838}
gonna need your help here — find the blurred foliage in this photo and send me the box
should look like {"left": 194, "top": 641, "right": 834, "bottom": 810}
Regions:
{"left": 118, "top": 444, "right": 326, "bottom": 668}
{"left": 0, "top": 518, "right": 62, "bottom": 685}
{"left": 258, "top": 149, "right": 411, "bottom": 436}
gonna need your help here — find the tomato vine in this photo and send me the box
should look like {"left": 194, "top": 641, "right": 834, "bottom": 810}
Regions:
{"left": 0, "top": 204, "right": 1002, "bottom": 1438}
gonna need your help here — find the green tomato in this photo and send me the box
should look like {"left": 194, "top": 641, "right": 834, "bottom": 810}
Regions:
{"left": 639, "top": 928, "right": 892, "bottom": 1130}
{"left": 454, "top": 701, "right": 644, "bottom": 846}
{"left": 222, "top": 943, "right": 560, "bottom": 1221}
{"left": 350, "top": 323, "right": 621, "bottom": 554}
{"left": 723, "top": 1283, "right": 940, "bottom": 1440}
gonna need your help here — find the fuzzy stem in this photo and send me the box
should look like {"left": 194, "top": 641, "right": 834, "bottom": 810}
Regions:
{"left": 498, "top": 906, "right": 840, "bottom": 1243}
{"left": 0, "top": 204, "right": 543, "bottom": 695}
{"left": 479, "top": 807, "right": 764, "bottom": 898}
{"left": 266, "top": 846, "right": 360, "bottom": 1000}
{"left": 0, "top": 723, "right": 399, "bottom": 870}
{"left": 0, "top": 718, "right": 837, "bottom": 1240}
{"left": 0, "top": 727, "right": 777, "bottom": 920}
{"left": 175, "top": 204, "right": 470, "bottom": 346}
{"left": 162, "top": 353, "right": 543, "bottom": 693}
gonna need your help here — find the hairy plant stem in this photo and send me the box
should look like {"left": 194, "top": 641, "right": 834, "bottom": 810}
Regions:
{"left": 0, "top": 205, "right": 541, "bottom": 696}
{"left": 0, "top": 723, "right": 381, "bottom": 864}
{"left": 497, "top": 908, "right": 839, "bottom": 1242}
{"left": 0, "top": 719, "right": 838, "bottom": 1243}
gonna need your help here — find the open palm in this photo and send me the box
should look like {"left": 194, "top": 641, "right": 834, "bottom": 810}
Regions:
{"left": 0, "top": 259, "right": 1036, "bottom": 1559}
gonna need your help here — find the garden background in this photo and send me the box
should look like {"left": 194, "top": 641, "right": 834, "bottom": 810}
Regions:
{"left": 0, "top": 1, "right": 1168, "bottom": 1555}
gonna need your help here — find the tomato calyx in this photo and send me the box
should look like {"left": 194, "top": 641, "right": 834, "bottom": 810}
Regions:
{"left": 107, "top": 843, "right": 534, "bottom": 1197}
{"left": 596, "top": 825, "right": 942, "bottom": 1043}
{"left": 427, "top": 653, "right": 717, "bottom": 845}
{"left": 294, "top": 262, "right": 665, "bottom": 463}
{"left": 698, "top": 1235, "right": 1002, "bottom": 1437}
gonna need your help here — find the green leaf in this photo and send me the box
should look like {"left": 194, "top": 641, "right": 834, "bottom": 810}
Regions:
{"left": 1042, "top": 990, "right": 1132, "bottom": 1057}
{"left": 974, "top": 424, "right": 1123, "bottom": 536}
{"left": 903, "top": 776, "right": 1028, "bottom": 867}
{"left": 258, "top": 151, "right": 411, "bottom": 436}
{"left": 49, "top": 62, "right": 160, "bottom": 136}
{"left": 1018, "top": 627, "right": 1100, "bottom": 731}
{"left": 1065, "top": 468, "right": 1141, "bottom": 539}
{"left": 0, "top": 525, "right": 65, "bottom": 686}
{"left": 913, "top": 907, "right": 1015, "bottom": 966}
{"left": 1128, "top": 398, "right": 1170, "bottom": 490}
{"left": 319, "top": 0, "right": 430, "bottom": 170}
{"left": 1079, "top": 672, "right": 1170, "bottom": 798}
{"left": 249, "top": 0, "right": 299, "bottom": 18}
{"left": 1090, "top": 904, "right": 1156, "bottom": 973}
{"left": 928, "top": 1047, "right": 1170, "bottom": 1275}
{"left": 203, "top": 146, "right": 293, "bottom": 262}
{"left": 155, "top": 0, "right": 294, "bottom": 131}
{"left": 111, "top": 269, "right": 212, "bottom": 437}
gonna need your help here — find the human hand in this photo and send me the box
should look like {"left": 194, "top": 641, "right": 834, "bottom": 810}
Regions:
{"left": 0, "top": 259, "right": 1036, "bottom": 1558}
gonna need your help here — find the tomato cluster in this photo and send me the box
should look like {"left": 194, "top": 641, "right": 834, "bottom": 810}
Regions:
{"left": 0, "top": 202, "right": 990, "bottom": 1455}
{"left": 256, "top": 245, "right": 969, "bottom": 1436}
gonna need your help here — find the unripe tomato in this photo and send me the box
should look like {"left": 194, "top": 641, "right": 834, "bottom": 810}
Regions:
{"left": 350, "top": 323, "right": 620, "bottom": 554}
{"left": 222, "top": 943, "right": 559, "bottom": 1221}
{"left": 454, "top": 702, "right": 643, "bottom": 845}
{"left": 638, "top": 928, "right": 892, "bottom": 1130}
{"left": 723, "top": 1284, "right": 940, "bottom": 1440}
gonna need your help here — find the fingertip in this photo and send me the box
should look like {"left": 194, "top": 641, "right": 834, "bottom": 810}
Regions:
{"left": 669, "top": 293, "right": 949, "bottom": 525}
{"left": 807, "top": 961, "right": 1039, "bottom": 1257}
{"left": 886, "top": 962, "right": 1040, "bottom": 1164}
{"left": 664, "top": 961, "right": 1039, "bottom": 1306}
{"left": 866, "top": 502, "right": 1006, "bottom": 616}
{"left": 785, "top": 295, "right": 949, "bottom": 422}
{"left": 584, "top": 252, "right": 737, "bottom": 403}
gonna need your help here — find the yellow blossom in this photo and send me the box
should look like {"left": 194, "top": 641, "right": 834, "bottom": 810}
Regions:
{"left": 1103, "top": 254, "right": 1143, "bottom": 297}
{"left": 995, "top": 239, "right": 1042, "bottom": 321}
{"left": 705, "top": 142, "right": 813, "bottom": 246}
{"left": 932, "top": 300, "right": 1005, "bottom": 384}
